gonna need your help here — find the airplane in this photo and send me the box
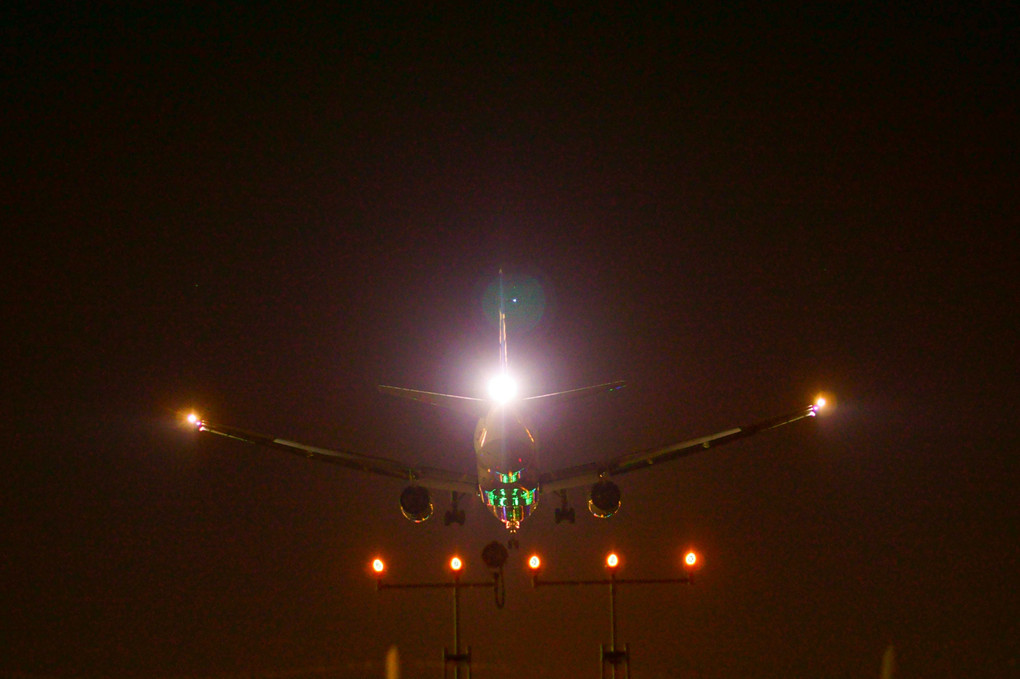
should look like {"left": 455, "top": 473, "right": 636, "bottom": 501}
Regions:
{"left": 186, "top": 272, "right": 825, "bottom": 535}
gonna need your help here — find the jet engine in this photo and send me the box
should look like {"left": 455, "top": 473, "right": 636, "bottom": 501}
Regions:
{"left": 399, "top": 485, "right": 433, "bottom": 523}
{"left": 588, "top": 480, "right": 621, "bottom": 519}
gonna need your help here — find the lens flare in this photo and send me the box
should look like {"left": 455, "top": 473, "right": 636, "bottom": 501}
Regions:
{"left": 488, "top": 374, "right": 518, "bottom": 402}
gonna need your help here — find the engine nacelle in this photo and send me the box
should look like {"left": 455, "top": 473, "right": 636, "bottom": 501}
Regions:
{"left": 399, "top": 485, "right": 433, "bottom": 523}
{"left": 588, "top": 480, "right": 621, "bottom": 519}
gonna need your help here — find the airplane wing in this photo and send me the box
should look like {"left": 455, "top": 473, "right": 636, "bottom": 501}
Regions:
{"left": 538, "top": 403, "right": 821, "bottom": 493}
{"left": 189, "top": 416, "right": 479, "bottom": 495}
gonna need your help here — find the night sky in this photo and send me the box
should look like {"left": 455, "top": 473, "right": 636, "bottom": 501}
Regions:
{"left": 2, "top": 5, "right": 1016, "bottom": 678}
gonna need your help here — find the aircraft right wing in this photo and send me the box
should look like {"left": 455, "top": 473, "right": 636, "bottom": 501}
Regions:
{"left": 539, "top": 402, "right": 821, "bottom": 493}
{"left": 188, "top": 415, "right": 479, "bottom": 495}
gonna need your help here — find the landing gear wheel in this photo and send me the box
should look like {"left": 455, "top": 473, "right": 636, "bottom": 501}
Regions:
{"left": 444, "top": 509, "right": 466, "bottom": 526}
{"left": 554, "top": 507, "right": 576, "bottom": 524}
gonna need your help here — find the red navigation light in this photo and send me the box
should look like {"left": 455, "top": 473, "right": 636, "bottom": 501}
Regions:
{"left": 528, "top": 554, "right": 541, "bottom": 570}
{"left": 606, "top": 553, "right": 619, "bottom": 569}
{"left": 449, "top": 556, "right": 463, "bottom": 572}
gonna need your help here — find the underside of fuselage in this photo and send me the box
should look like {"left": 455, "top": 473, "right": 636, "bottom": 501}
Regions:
{"left": 475, "top": 405, "right": 540, "bottom": 532}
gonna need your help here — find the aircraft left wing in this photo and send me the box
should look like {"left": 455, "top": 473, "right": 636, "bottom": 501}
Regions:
{"left": 188, "top": 416, "right": 479, "bottom": 495}
{"left": 539, "top": 403, "right": 821, "bottom": 493}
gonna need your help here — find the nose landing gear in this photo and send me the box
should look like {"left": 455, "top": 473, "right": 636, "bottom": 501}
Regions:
{"left": 505, "top": 519, "right": 520, "bottom": 549}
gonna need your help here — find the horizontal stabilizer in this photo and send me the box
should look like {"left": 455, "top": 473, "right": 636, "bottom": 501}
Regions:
{"left": 523, "top": 380, "right": 626, "bottom": 406}
{"left": 378, "top": 385, "right": 489, "bottom": 418}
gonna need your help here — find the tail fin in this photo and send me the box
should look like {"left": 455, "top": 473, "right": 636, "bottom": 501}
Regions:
{"left": 498, "top": 268, "right": 508, "bottom": 377}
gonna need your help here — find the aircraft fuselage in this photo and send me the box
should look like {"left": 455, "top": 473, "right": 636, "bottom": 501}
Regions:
{"left": 474, "top": 404, "right": 539, "bottom": 531}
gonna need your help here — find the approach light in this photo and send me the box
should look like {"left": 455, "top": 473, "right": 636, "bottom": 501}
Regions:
{"left": 606, "top": 553, "right": 619, "bottom": 569}
{"left": 528, "top": 555, "right": 541, "bottom": 570}
{"left": 449, "top": 556, "right": 463, "bottom": 572}
{"left": 684, "top": 551, "right": 698, "bottom": 567}
{"left": 372, "top": 558, "right": 385, "bottom": 574}
{"left": 487, "top": 374, "right": 518, "bottom": 403}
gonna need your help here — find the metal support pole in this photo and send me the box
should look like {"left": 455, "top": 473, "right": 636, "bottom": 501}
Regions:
{"left": 445, "top": 574, "right": 471, "bottom": 679}
{"left": 443, "top": 575, "right": 472, "bottom": 679}
{"left": 601, "top": 642, "right": 630, "bottom": 679}
{"left": 378, "top": 573, "right": 493, "bottom": 679}
{"left": 532, "top": 572, "right": 690, "bottom": 679}
{"left": 610, "top": 572, "right": 617, "bottom": 679}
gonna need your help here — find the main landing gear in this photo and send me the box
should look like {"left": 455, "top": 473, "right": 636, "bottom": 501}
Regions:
{"left": 444, "top": 492, "right": 466, "bottom": 526}
{"left": 554, "top": 490, "right": 576, "bottom": 524}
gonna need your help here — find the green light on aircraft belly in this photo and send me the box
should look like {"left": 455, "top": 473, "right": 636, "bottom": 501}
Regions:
{"left": 485, "top": 486, "right": 536, "bottom": 508}
{"left": 498, "top": 469, "right": 522, "bottom": 484}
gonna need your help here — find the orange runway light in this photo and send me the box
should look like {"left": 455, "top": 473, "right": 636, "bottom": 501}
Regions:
{"left": 684, "top": 551, "right": 698, "bottom": 567}
{"left": 449, "top": 556, "right": 463, "bottom": 572}
{"left": 528, "top": 555, "right": 541, "bottom": 570}
{"left": 371, "top": 558, "right": 385, "bottom": 574}
{"left": 606, "top": 553, "right": 619, "bottom": 569}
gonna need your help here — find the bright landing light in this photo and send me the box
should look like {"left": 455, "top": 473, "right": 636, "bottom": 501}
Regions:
{"left": 488, "top": 374, "right": 518, "bottom": 402}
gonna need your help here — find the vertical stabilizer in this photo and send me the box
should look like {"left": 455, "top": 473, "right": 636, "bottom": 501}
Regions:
{"left": 486, "top": 269, "right": 518, "bottom": 404}
{"left": 498, "top": 268, "right": 508, "bottom": 376}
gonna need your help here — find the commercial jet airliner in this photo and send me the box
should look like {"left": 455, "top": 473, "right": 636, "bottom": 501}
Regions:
{"left": 187, "top": 273, "right": 825, "bottom": 534}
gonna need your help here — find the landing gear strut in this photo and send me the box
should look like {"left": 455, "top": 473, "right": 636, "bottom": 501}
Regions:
{"left": 444, "top": 492, "right": 466, "bottom": 526}
{"left": 554, "top": 490, "right": 576, "bottom": 524}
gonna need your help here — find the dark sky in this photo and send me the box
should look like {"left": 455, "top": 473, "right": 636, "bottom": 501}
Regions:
{"left": 2, "top": 4, "right": 1016, "bottom": 678}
